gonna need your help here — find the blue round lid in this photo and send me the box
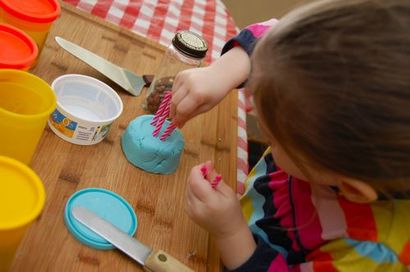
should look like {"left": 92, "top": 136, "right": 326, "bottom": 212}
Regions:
{"left": 64, "top": 188, "right": 138, "bottom": 250}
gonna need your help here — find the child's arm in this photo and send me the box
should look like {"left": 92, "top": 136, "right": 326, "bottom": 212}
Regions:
{"left": 170, "top": 18, "right": 277, "bottom": 127}
{"left": 170, "top": 46, "right": 250, "bottom": 127}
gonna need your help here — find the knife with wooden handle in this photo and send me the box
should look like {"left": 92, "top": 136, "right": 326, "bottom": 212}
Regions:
{"left": 72, "top": 206, "right": 194, "bottom": 272}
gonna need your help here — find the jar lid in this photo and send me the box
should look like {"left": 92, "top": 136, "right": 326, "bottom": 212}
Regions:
{"left": 172, "top": 30, "right": 208, "bottom": 59}
{"left": 0, "top": 24, "right": 38, "bottom": 69}
{"left": 64, "top": 188, "right": 138, "bottom": 250}
{"left": 0, "top": 0, "right": 61, "bottom": 23}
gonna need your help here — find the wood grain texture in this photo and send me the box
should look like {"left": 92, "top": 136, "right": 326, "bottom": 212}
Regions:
{"left": 10, "top": 3, "right": 237, "bottom": 272}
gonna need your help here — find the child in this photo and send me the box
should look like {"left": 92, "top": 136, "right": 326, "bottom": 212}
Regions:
{"left": 170, "top": 0, "right": 410, "bottom": 270}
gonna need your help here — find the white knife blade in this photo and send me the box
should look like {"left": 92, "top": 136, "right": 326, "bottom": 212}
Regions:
{"left": 55, "top": 36, "right": 147, "bottom": 96}
{"left": 72, "top": 206, "right": 194, "bottom": 272}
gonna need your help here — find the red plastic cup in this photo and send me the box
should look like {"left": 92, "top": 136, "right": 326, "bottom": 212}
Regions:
{"left": 0, "top": 23, "right": 38, "bottom": 70}
{"left": 0, "top": 0, "right": 61, "bottom": 52}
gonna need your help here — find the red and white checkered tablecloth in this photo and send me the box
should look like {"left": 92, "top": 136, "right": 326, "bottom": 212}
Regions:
{"left": 63, "top": 0, "right": 249, "bottom": 193}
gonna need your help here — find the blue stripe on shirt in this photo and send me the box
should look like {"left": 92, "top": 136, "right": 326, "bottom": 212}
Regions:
{"left": 345, "top": 238, "right": 398, "bottom": 263}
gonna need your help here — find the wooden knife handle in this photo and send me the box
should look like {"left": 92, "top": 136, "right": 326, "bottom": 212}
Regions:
{"left": 144, "top": 249, "right": 194, "bottom": 272}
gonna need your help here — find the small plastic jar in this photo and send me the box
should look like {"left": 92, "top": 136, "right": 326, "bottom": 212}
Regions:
{"left": 0, "top": 23, "right": 38, "bottom": 70}
{"left": 0, "top": 0, "right": 61, "bottom": 52}
{"left": 143, "top": 30, "right": 208, "bottom": 113}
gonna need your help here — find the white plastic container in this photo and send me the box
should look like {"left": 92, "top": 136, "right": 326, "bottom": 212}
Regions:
{"left": 48, "top": 74, "right": 123, "bottom": 145}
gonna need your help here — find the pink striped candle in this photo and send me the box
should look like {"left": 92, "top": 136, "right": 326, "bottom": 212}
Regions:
{"left": 151, "top": 91, "right": 172, "bottom": 126}
{"left": 160, "top": 122, "right": 177, "bottom": 141}
{"left": 152, "top": 103, "right": 171, "bottom": 137}
{"left": 200, "top": 165, "right": 208, "bottom": 178}
{"left": 211, "top": 175, "right": 222, "bottom": 189}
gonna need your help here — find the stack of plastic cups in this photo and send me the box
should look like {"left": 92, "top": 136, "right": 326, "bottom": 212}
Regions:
{"left": 0, "top": 1, "right": 60, "bottom": 270}
{"left": 0, "top": 69, "right": 56, "bottom": 270}
{"left": 0, "top": 0, "right": 60, "bottom": 268}
{"left": 0, "top": 0, "right": 61, "bottom": 53}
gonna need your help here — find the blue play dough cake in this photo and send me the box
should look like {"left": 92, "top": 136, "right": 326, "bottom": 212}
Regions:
{"left": 121, "top": 115, "right": 184, "bottom": 174}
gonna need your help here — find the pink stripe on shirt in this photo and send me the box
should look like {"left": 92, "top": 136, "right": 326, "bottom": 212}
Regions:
{"left": 311, "top": 185, "right": 348, "bottom": 240}
{"left": 291, "top": 179, "right": 324, "bottom": 250}
{"left": 247, "top": 18, "right": 278, "bottom": 38}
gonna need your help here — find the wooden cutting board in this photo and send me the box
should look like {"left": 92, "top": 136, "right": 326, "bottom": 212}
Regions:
{"left": 10, "top": 3, "right": 237, "bottom": 272}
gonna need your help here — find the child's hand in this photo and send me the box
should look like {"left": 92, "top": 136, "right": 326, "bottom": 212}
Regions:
{"left": 170, "top": 46, "right": 250, "bottom": 127}
{"left": 170, "top": 66, "right": 228, "bottom": 127}
{"left": 185, "top": 161, "right": 247, "bottom": 238}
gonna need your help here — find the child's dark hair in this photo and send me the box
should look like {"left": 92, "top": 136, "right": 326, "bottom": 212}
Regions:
{"left": 251, "top": 0, "right": 410, "bottom": 192}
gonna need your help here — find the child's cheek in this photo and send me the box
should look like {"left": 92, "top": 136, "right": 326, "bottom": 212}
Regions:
{"left": 270, "top": 145, "right": 308, "bottom": 181}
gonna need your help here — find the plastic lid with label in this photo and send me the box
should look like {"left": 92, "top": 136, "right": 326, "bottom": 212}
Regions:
{"left": 64, "top": 188, "right": 138, "bottom": 250}
{"left": 0, "top": 24, "right": 38, "bottom": 69}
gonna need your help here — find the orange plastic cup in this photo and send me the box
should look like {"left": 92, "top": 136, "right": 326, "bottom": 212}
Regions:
{"left": 0, "top": 156, "right": 46, "bottom": 272}
{"left": 0, "top": 0, "right": 61, "bottom": 52}
{"left": 0, "top": 23, "right": 38, "bottom": 70}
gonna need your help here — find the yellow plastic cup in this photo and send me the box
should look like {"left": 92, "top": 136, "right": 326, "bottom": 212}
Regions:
{"left": 0, "top": 156, "right": 46, "bottom": 272}
{"left": 0, "top": 0, "right": 61, "bottom": 52}
{"left": 0, "top": 69, "right": 56, "bottom": 165}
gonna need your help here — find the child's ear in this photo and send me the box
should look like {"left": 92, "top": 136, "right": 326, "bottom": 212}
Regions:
{"left": 338, "top": 179, "right": 378, "bottom": 203}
